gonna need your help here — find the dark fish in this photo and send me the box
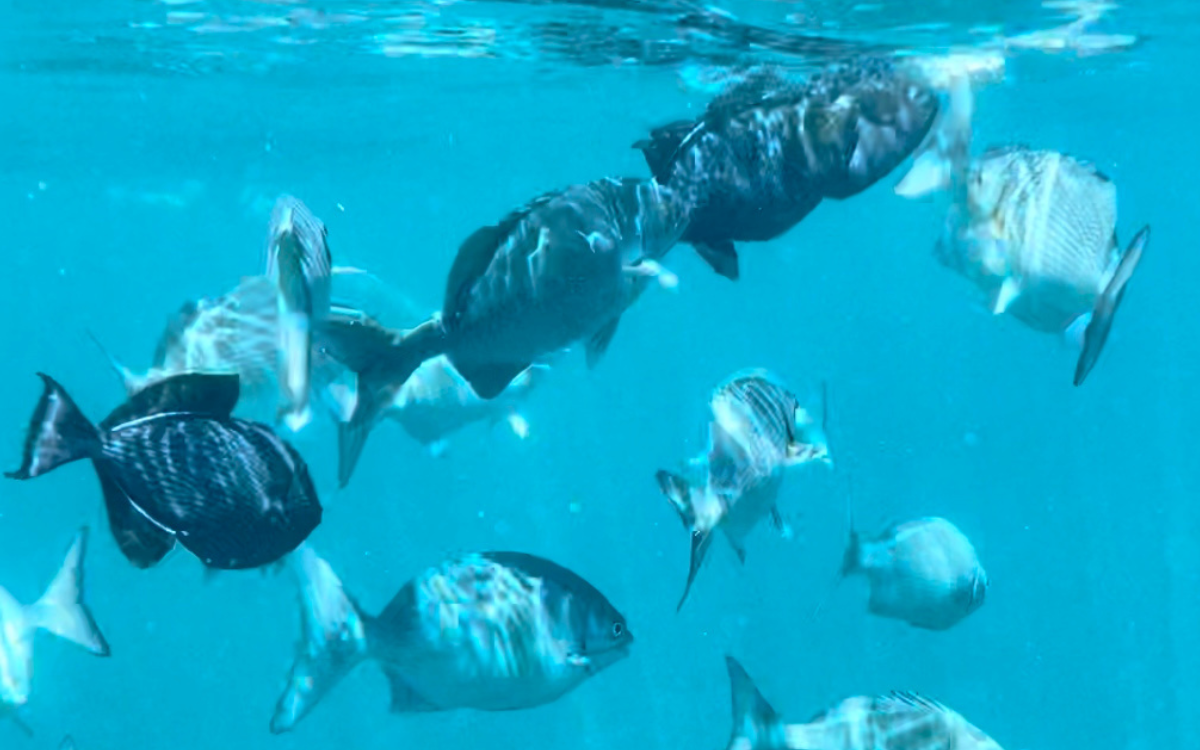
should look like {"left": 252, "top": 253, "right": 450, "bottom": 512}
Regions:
{"left": 721, "top": 656, "right": 1005, "bottom": 750}
{"left": 270, "top": 545, "right": 632, "bottom": 733}
{"left": 5, "top": 372, "right": 322, "bottom": 571}
{"left": 842, "top": 516, "right": 988, "bottom": 631}
{"left": 318, "top": 176, "right": 689, "bottom": 487}
{"left": 656, "top": 370, "right": 831, "bottom": 611}
{"left": 0, "top": 527, "right": 109, "bottom": 734}
{"left": 265, "top": 195, "right": 333, "bottom": 432}
{"left": 634, "top": 57, "right": 939, "bottom": 280}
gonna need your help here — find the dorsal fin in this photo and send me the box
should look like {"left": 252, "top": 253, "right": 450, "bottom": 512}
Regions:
{"left": 100, "top": 372, "right": 240, "bottom": 430}
{"left": 442, "top": 196, "right": 549, "bottom": 318}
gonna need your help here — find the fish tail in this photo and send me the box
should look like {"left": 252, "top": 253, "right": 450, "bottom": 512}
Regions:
{"left": 723, "top": 656, "right": 790, "bottom": 750}
{"left": 317, "top": 315, "right": 446, "bottom": 487}
{"left": 26, "top": 526, "right": 110, "bottom": 657}
{"left": 271, "top": 545, "right": 372, "bottom": 734}
{"left": 894, "top": 71, "right": 975, "bottom": 200}
{"left": 655, "top": 469, "right": 713, "bottom": 611}
{"left": 1074, "top": 224, "right": 1149, "bottom": 386}
{"left": 632, "top": 119, "right": 696, "bottom": 183}
{"left": 5, "top": 374, "right": 102, "bottom": 481}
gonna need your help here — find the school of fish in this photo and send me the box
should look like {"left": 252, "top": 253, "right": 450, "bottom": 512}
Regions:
{"left": 2, "top": 45, "right": 1151, "bottom": 750}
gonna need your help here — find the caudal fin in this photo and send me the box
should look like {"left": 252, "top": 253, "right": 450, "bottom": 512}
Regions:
{"left": 27, "top": 526, "right": 110, "bottom": 657}
{"left": 1074, "top": 225, "right": 1149, "bottom": 386}
{"left": 270, "top": 545, "right": 372, "bottom": 734}
{"left": 655, "top": 470, "right": 713, "bottom": 612}
{"left": 317, "top": 315, "right": 445, "bottom": 487}
{"left": 5, "top": 374, "right": 101, "bottom": 481}
{"left": 723, "top": 656, "right": 788, "bottom": 750}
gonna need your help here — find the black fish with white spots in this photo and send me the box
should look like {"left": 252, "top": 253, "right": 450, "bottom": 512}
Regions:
{"left": 635, "top": 57, "right": 939, "bottom": 280}
{"left": 5, "top": 372, "right": 322, "bottom": 571}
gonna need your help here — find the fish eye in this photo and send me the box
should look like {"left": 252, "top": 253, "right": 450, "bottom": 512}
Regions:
{"left": 611, "top": 622, "right": 624, "bottom": 638}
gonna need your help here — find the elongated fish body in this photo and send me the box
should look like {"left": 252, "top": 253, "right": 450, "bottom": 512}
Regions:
{"left": 270, "top": 546, "right": 632, "bottom": 734}
{"left": 265, "top": 195, "right": 333, "bottom": 432}
{"left": 0, "top": 528, "right": 109, "bottom": 733}
{"left": 5, "top": 372, "right": 322, "bottom": 572}
{"left": 721, "top": 656, "right": 1004, "bottom": 750}
{"left": 656, "top": 370, "right": 831, "bottom": 610}
{"left": 843, "top": 517, "right": 987, "bottom": 631}
{"left": 319, "top": 177, "right": 689, "bottom": 486}
{"left": 896, "top": 80, "right": 1148, "bottom": 386}
{"left": 634, "top": 57, "right": 939, "bottom": 281}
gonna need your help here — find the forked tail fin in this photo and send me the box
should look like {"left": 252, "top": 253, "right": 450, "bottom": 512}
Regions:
{"left": 270, "top": 545, "right": 372, "bottom": 734}
{"left": 27, "top": 526, "right": 110, "bottom": 657}
{"left": 1074, "top": 225, "right": 1149, "bottom": 386}
{"left": 724, "top": 656, "right": 789, "bottom": 750}
{"left": 5, "top": 374, "right": 102, "bottom": 481}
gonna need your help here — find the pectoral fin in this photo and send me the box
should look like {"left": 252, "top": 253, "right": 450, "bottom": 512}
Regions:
{"left": 692, "top": 240, "right": 740, "bottom": 281}
{"left": 990, "top": 277, "right": 1021, "bottom": 315}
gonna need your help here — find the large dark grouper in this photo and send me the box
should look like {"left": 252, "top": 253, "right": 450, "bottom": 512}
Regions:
{"left": 264, "top": 195, "right": 333, "bottom": 432}
{"left": 5, "top": 372, "right": 322, "bottom": 572}
{"left": 634, "top": 56, "right": 939, "bottom": 281}
{"left": 896, "top": 77, "right": 1148, "bottom": 386}
{"left": 318, "top": 176, "right": 689, "bottom": 487}
{"left": 270, "top": 545, "right": 632, "bottom": 734}
{"left": 656, "top": 370, "right": 831, "bottom": 611}
{"left": 0, "top": 527, "right": 109, "bottom": 736}
{"left": 720, "top": 656, "right": 1005, "bottom": 750}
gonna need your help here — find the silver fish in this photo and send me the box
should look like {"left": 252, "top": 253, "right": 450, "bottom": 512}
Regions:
{"left": 318, "top": 176, "right": 689, "bottom": 487}
{"left": 656, "top": 370, "right": 831, "bottom": 610}
{"left": 0, "top": 528, "right": 109, "bottom": 736}
{"left": 842, "top": 517, "right": 988, "bottom": 631}
{"left": 896, "top": 78, "right": 1149, "bottom": 386}
{"left": 5, "top": 373, "right": 322, "bottom": 572}
{"left": 722, "top": 656, "right": 1004, "bottom": 750}
{"left": 635, "top": 56, "right": 939, "bottom": 281}
{"left": 324, "top": 352, "right": 556, "bottom": 457}
{"left": 270, "top": 545, "right": 632, "bottom": 734}
{"left": 264, "top": 195, "right": 333, "bottom": 432}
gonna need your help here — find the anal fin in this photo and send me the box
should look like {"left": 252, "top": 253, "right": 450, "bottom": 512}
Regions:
{"left": 383, "top": 668, "right": 443, "bottom": 713}
{"left": 95, "top": 466, "right": 176, "bottom": 569}
{"left": 692, "top": 240, "right": 740, "bottom": 281}
{"left": 456, "top": 361, "right": 531, "bottom": 401}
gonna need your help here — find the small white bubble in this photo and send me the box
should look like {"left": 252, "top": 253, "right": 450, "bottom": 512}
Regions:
{"left": 336, "top": 203, "right": 345, "bottom": 212}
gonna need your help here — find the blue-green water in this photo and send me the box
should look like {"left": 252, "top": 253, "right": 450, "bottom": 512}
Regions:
{"left": 2, "top": 1, "right": 1196, "bottom": 748}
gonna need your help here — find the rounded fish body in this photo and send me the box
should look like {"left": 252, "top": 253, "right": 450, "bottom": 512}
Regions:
{"left": 98, "top": 414, "right": 322, "bottom": 570}
{"left": 858, "top": 517, "right": 987, "bottom": 631}
{"left": 372, "top": 552, "right": 632, "bottom": 712}
{"left": 445, "top": 178, "right": 688, "bottom": 374}
{"left": 787, "top": 693, "right": 1006, "bottom": 750}
{"left": 960, "top": 148, "right": 1119, "bottom": 332}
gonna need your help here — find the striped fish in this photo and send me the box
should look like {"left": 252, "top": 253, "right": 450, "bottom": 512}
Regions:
{"left": 656, "top": 370, "right": 831, "bottom": 611}
{"left": 722, "top": 656, "right": 1005, "bottom": 750}
{"left": 265, "top": 195, "right": 333, "bottom": 431}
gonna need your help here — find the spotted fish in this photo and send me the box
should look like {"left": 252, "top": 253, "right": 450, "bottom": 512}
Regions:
{"left": 842, "top": 516, "right": 988, "bottom": 631}
{"left": 265, "top": 195, "right": 333, "bottom": 432}
{"left": 656, "top": 370, "right": 831, "bottom": 610}
{"left": 0, "top": 527, "right": 109, "bottom": 736}
{"left": 317, "top": 176, "right": 689, "bottom": 487}
{"left": 721, "top": 656, "right": 1005, "bottom": 750}
{"left": 635, "top": 57, "right": 939, "bottom": 280}
{"left": 270, "top": 545, "right": 632, "bottom": 733}
{"left": 5, "top": 372, "right": 322, "bottom": 571}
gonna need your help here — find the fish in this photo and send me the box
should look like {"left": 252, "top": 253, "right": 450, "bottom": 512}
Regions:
{"left": 634, "top": 56, "right": 939, "bottom": 281}
{"left": 324, "top": 351, "right": 557, "bottom": 458}
{"left": 264, "top": 195, "right": 333, "bottom": 432}
{"left": 5, "top": 372, "right": 323, "bottom": 572}
{"left": 0, "top": 527, "right": 110, "bottom": 736}
{"left": 317, "top": 176, "right": 689, "bottom": 487}
{"left": 842, "top": 516, "right": 988, "bottom": 631}
{"left": 721, "top": 655, "right": 1005, "bottom": 750}
{"left": 270, "top": 545, "right": 633, "bottom": 734}
{"left": 58, "top": 737, "right": 77, "bottom": 750}
{"left": 896, "top": 78, "right": 1149, "bottom": 386}
{"left": 656, "top": 370, "right": 832, "bottom": 611}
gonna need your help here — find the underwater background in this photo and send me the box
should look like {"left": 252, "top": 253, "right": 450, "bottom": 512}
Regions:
{"left": 2, "top": 1, "right": 1196, "bottom": 748}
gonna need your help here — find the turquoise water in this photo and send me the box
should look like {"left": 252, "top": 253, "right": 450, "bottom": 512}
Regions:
{"left": 2, "top": 1, "right": 1195, "bottom": 748}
